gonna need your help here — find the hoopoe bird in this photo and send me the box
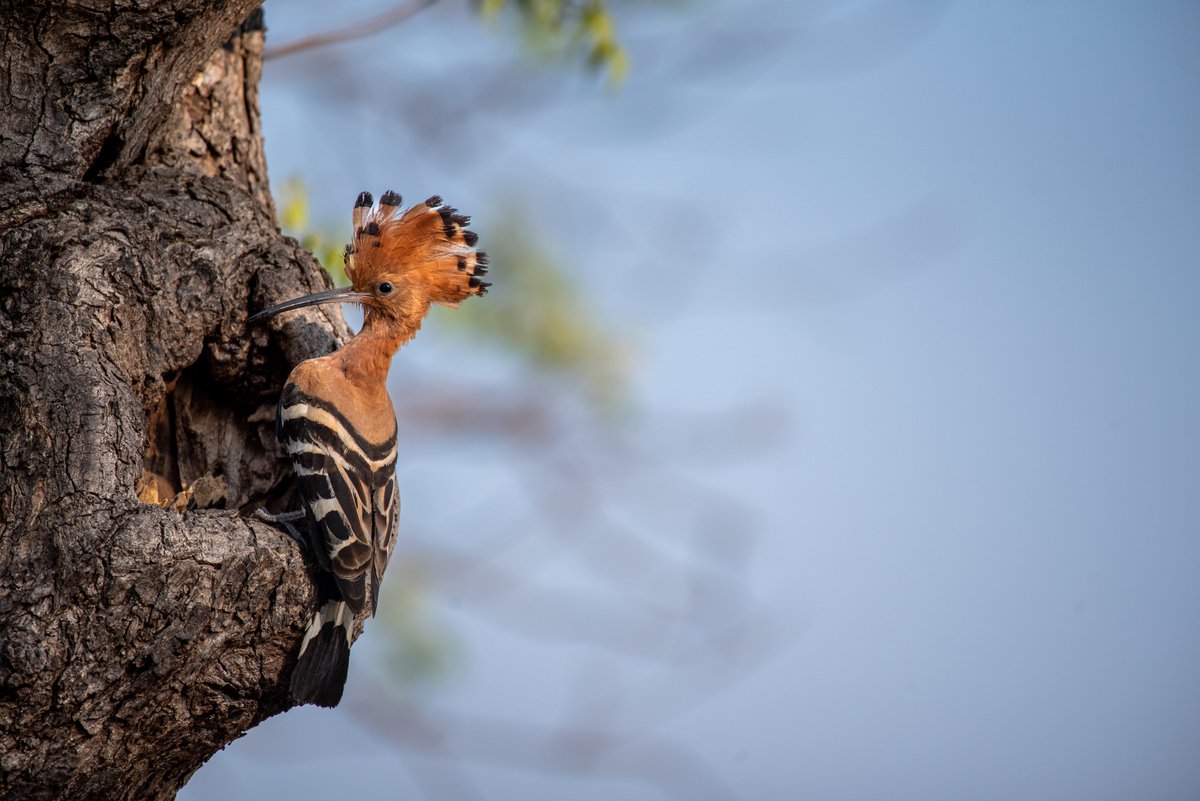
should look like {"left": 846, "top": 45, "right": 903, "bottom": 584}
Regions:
{"left": 250, "top": 190, "right": 489, "bottom": 707}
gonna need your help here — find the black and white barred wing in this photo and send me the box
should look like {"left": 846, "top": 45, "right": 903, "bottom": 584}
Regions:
{"left": 371, "top": 468, "right": 399, "bottom": 613}
{"left": 278, "top": 385, "right": 397, "bottom": 615}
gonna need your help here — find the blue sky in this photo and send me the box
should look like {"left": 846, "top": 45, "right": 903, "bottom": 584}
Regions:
{"left": 183, "top": 2, "right": 1200, "bottom": 799}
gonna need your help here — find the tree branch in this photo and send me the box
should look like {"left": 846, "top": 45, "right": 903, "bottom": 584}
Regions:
{"left": 264, "top": 0, "right": 440, "bottom": 61}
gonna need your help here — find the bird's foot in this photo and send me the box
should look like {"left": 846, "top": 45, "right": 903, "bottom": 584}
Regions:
{"left": 254, "top": 508, "right": 308, "bottom": 552}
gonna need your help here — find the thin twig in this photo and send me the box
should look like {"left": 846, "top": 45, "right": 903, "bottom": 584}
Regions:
{"left": 264, "top": 0, "right": 441, "bottom": 61}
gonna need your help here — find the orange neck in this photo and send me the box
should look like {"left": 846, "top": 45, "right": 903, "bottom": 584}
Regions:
{"left": 331, "top": 310, "right": 424, "bottom": 388}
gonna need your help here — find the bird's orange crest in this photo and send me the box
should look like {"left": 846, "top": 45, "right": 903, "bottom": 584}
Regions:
{"left": 343, "top": 190, "right": 489, "bottom": 313}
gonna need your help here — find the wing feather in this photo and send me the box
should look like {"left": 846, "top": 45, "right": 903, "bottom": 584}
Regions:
{"left": 280, "top": 384, "right": 398, "bottom": 615}
{"left": 370, "top": 471, "right": 399, "bottom": 613}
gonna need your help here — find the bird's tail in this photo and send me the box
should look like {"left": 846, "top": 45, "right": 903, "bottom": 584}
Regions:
{"left": 290, "top": 599, "right": 353, "bottom": 707}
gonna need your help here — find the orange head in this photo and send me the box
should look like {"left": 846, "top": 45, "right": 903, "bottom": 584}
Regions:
{"left": 250, "top": 190, "right": 489, "bottom": 330}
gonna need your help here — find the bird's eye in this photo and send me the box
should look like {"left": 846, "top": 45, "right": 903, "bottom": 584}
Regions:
{"left": 377, "top": 282, "right": 394, "bottom": 295}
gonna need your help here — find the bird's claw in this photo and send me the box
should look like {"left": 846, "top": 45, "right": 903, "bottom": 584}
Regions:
{"left": 254, "top": 507, "right": 308, "bottom": 553}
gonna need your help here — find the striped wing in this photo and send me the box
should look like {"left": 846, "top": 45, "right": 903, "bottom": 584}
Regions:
{"left": 371, "top": 469, "right": 399, "bottom": 613}
{"left": 278, "top": 383, "right": 398, "bottom": 615}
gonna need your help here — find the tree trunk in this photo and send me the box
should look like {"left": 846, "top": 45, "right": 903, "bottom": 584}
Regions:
{"left": 0, "top": 3, "right": 349, "bottom": 798}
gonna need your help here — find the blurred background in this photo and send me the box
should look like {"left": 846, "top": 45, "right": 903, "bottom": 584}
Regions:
{"left": 181, "top": 2, "right": 1200, "bottom": 799}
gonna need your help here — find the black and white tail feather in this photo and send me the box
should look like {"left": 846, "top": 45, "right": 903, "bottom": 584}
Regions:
{"left": 290, "top": 599, "right": 354, "bottom": 708}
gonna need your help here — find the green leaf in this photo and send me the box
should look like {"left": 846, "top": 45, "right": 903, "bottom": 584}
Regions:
{"left": 276, "top": 176, "right": 349, "bottom": 285}
{"left": 479, "top": 0, "right": 632, "bottom": 86}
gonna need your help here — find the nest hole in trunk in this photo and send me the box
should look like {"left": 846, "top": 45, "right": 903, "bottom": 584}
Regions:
{"left": 137, "top": 345, "right": 295, "bottom": 515}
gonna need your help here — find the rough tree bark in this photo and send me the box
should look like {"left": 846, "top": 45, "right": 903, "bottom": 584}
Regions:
{"left": 0, "top": 3, "right": 354, "bottom": 799}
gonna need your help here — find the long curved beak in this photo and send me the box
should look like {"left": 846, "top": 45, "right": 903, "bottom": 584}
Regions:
{"left": 247, "top": 286, "right": 372, "bottom": 324}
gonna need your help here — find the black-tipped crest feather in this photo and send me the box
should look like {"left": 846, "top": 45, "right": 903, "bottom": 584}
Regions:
{"left": 343, "top": 189, "right": 493, "bottom": 306}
